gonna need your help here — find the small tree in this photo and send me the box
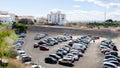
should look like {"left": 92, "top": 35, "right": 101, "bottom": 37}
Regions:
{"left": 105, "top": 19, "right": 113, "bottom": 23}
{"left": 18, "top": 18, "right": 34, "bottom": 25}
{"left": 13, "top": 23, "right": 27, "bottom": 34}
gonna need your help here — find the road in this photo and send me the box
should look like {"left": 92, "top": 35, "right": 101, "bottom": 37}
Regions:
{"left": 22, "top": 31, "right": 105, "bottom": 68}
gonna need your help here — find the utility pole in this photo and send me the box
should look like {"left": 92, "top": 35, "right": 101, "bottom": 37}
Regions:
{"left": 104, "top": 6, "right": 107, "bottom": 21}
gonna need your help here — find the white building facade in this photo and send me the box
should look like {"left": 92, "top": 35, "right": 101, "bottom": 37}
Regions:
{"left": 0, "top": 11, "right": 16, "bottom": 24}
{"left": 47, "top": 11, "right": 66, "bottom": 25}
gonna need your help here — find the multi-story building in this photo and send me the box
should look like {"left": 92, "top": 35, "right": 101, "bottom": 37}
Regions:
{"left": 0, "top": 11, "right": 16, "bottom": 24}
{"left": 47, "top": 11, "right": 66, "bottom": 25}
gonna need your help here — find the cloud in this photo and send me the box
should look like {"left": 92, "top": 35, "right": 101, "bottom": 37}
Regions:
{"left": 73, "top": 0, "right": 120, "bottom": 8}
{"left": 49, "top": 9, "right": 120, "bottom": 22}
{"left": 72, "top": 5, "right": 81, "bottom": 8}
{"left": 88, "top": 0, "right": 120, "bottom": 8}
{"left": 66, "top": 10, "right": 105, "bottom": 22}
{"left": 105, "top": 10, "right": 120, "bottom": 20}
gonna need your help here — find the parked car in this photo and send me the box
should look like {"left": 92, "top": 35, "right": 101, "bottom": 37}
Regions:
{"left": 56, "top": 53, "right": 64, "bottom": 58}
{"left": 63, "top": 55, "right": 75, "bottom": 63}
{"left": 57, "top": 49, "right": 68, "bottom": 55}
{"left": 22, "top": 56, "right": 32, "bottom": 63}
{"left": 17, "top": 50, "right": 25, "bottom": 55}
{"left": 34, "top": 34, "right": 47, "bottom": 40}
{"left": 105, "top": 51, "right": 118, "bottom": 57}
{"left": 101, "top": 40, "right": 112, "bottom": 45}
{"left": 103, "top": 62, "right": 117, "bottom": 68}
{"left": 19, "top": 33, "right": 26, "bottom": 38}
{"left": 73, "top": 43, "right": 87, "bottom": 50}
{"left": 31, "top": 64, "right": 42, "bottom": 68}
{"left": 33, "top": 43, "right": 39, "bottom": 48}
{"left": 68, "top": 41, "right": 74, "bottom": 47}
{"left": 45, "top": 57, "right": 57, "bottom": 64}
{"left": 101, "top": 48, "right": 112, "bottom": 54}
{"left": 49, "top": 54, "right": 61, "bottom": 60}
{"left": 47, "top": 38, "right": 58, "bottom": 44}
{"left": 39, "top": 46, "right": 49, "bottom": 51}
{"left": 104, "top": 59, "right": 119, "bottom": 65}
{"left": 46, "top": 40, "right": 55, "bottom": 46}
{"left": 72, "top": 47, "right": 85, "bottom": 53}
{"left": 16, "top": 54, "right": 27, "bottom": 60}
{"left": 15, "top": 43, "right": 22, "bottom": 50}
{"left": 104, "top": 58, "right": 118, "bottom": 62}
{"left": 58, "top": 58, "right": 74, "bottom": 65}
{"left": 66, "top": 53, "right": 79, "bottom": 61}
{"left": 14, "top": 40, "right": 24, "bottom": 45}
{"left": 61, "top": 46, "right": 70, "bottom": 52}
{"left": 71, "top": 51, "right": 83, "bottom": 57}
{"left": 105, "top": 55, "right": 118, "bottom": 59}
{"left": 38, "top": 40, "right": 47, "bottom": 45}
{"left": 56, "top": 37, "right": 63, "bottom": 42}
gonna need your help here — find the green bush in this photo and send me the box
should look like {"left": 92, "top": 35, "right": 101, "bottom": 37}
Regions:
{"left": 87, "top": 22, "right": 120, "bottom": 28}
{"left": 12, "top": 23, "right": 27, "bottom": 34}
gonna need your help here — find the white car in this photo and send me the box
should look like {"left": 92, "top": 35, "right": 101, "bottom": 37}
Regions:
{"left": 31, "top": 64, "right": 42, "bottom": 68}
{"left": 17, "top": 50, "right": 25, "bottom": 55}
{"left": 72, "top": 43, "right": 86, "bottom": 50}
{"left": 24, "top": 61, "right": 32, "bottom": 65}
{"left": 66, "top": 53, "right": 79, "bottom": 61}
{"left": 16, "top": 54, "right": 26, "bottom": 60}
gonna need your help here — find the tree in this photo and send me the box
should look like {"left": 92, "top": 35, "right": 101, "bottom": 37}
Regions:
{"left": 105, "top": 19, "right": 113, "bottom": 23}
{"left": 18, "top": 18, "right": 34, "bottom": 25}
{"left": 13, "top": 23, "right": 27, "bottom": 34}
{"left": 0, "top": 30, "right": 12, "bottom": 59}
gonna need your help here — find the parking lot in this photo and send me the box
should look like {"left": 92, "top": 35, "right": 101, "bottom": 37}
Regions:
{"left": 21, "top": 31, "right": 110, "bottom": 68}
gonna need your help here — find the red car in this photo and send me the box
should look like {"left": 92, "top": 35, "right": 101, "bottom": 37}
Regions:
{"left": 39, "top": 46, "right": 49, "bottom": 51}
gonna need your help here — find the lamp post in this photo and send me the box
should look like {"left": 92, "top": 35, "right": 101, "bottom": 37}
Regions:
{"left": 104, "top": 6, "right": 107, "bottom": 21}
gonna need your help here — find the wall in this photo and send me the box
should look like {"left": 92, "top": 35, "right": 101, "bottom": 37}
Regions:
{"left": 28, "top": 25, "right": 120, "bottom": 38}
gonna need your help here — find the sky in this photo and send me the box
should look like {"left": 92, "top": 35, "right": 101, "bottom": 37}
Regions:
{"left": 0, "top": 0, "right": 120, "bottom": 22}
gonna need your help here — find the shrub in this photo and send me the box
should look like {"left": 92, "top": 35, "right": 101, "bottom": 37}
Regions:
{"left": 8, "top": 47, "right": 18, "bottom": 58}
{"left": 8, "top": 58, "right": 27, "bottom": 68}
{"left": 13, "top": 23, "right": 27, "bottom": 34}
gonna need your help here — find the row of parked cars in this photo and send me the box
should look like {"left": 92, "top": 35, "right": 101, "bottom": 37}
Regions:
{"left": 13, "top": 33, "right": 26, "bottom": 51}
{"left": 45, "top": 35, "right": 92, "bottom": 66}
{"left": 13, "top": 33, "right": 42, "bottom": 68}
{"left": 100, "top": 40, "right": 120, "bottom": 68}
{"left": 33, "top": 35, "right": 71, "bottom": 51}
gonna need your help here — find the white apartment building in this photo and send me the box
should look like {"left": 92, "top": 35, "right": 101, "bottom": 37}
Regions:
{"left": 0, "top": 11, "right": 16, "bottom": 24}
{"left": 47, "top": 11, "right": 66, "bottom": 25}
